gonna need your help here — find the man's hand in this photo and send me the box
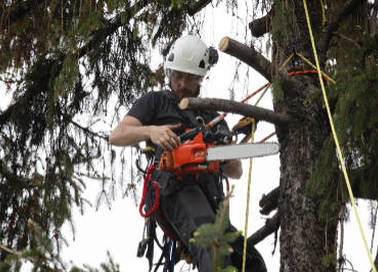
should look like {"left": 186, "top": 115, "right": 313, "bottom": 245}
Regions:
{"left": 110, "top": 116, "right": 181, "bottom": 148}
{"left": 149, "top": 124, "right": 181, "bottom": 151}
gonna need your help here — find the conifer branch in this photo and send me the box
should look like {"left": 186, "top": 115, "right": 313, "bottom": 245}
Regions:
{"left": 70, "top": 120, "right": 109, "bottom": 141}
{"left": 0, "top": 244, "right": 22, "bottom": 258}
{"left": 77, "top": 0, "right": 150, "bottom": 58}
{"left": 319, "top": 0, "right": 364, "bottom": 55}
{"left": 349, "top": 165, "right": 378, "bottom": 200}
{"left": 247, "top": 212, "right": 280, "bottom": 246}
{"left": 0, "top": 0, "right": 45, "bottom": 30}
{"left": 179, "top": 97, "right": 292, "bottom": 127}
{"left": 187, "top": 0, "right": 212, "bottom": 16}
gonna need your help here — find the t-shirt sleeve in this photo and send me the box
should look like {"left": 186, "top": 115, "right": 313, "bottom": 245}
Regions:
{"left": 127, "top": 92, "right": 156, "bottom": 125}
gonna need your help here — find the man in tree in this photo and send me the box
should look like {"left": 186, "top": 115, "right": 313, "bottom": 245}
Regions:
{"left": 110, "top": 35, "right": 267, "bottom": 272}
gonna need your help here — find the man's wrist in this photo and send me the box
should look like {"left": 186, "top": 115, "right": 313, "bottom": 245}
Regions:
{"left": 145, "top": 125, "right": 155, "bottom": 141}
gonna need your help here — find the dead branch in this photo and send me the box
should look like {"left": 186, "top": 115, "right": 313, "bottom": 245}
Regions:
{"left": 247, "top": 212, "right": 280, "bottom": 246}
{"left": 248, "top": 8, "right": 273, "bottom": 37}
{"left": 218, "top": 36, "right": 300, "bottom": 97}
{"left": 179, "top": 97, "right": 292, "bottom": 127}
{"left": 187, "top": 0, "right": 212, "bottom": 16}
{"left": 218, "top": 37, "right": 272, "bottom": 82}
{"left": 259, "top": 187, "right": 279, "bottom": 215}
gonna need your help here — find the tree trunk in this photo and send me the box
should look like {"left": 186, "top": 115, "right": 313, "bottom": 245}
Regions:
{"left": 270, "top": 1, "right": 337, "bottom": 271}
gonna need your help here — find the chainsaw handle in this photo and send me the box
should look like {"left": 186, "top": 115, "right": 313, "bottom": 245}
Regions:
{"left": 179, "top": 127, "right": 200, "bottom": 142}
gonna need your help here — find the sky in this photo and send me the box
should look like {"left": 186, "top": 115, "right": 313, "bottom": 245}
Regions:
{"left": 0, "top": 1, "right": 377, "bottom": 272}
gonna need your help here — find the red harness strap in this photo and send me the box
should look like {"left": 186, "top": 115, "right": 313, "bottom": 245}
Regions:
{"left": 139, "top": 165, "right": 160, "bottom": 217}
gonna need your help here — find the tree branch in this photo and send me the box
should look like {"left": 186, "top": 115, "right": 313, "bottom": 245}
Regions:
{"left": 248, "top": 8, "right": 273, "bottom": 37}
{"left": 349, "top": 165, "right": 378, "bottom": 201}
{"left": 0, "top": 0, "right": 46, "bottom": 30}
{"left": 179, "top": 97, "right": 292, "bottom": 127}
{"left": 187, "top": 0, "right": 212, "bottom": 16}
{"left": 70, "top": 120, "right": 109, "bottom": 141}
{"left": 319, "top": 0, "right": 364, "bottom": 54}
{"left": 259, "top": 187, "right": 279, "bottom": 215}
{"left": 218, "top": 36, "right": 272, "bottom": 82}
{"left": 218, "top": 36, "right": 300, "bottom": 97}
{"left": 247, "top": 212, "right": 280, "bottom": 245}
{"left": 78, "top": 0, "right": 150, "bottom": 58}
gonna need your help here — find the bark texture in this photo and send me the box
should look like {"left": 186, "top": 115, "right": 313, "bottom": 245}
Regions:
{"left": 179, "top": 97, "right": 292, "bottom": 127}
{"left": 270, "top": 2, "right": 337, "bottom": 271}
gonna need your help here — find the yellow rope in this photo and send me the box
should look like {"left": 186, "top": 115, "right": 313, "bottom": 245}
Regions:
{"left": 302, "top": 1, "right": 376, "bottom": 271}
{"left": 319, "top": 0, "right": 326, "bottom": 26}
{"left": 295, "top": 52, "right": 336, "bottom": 84}
{"left": 278, "top": 52, "right": 336, "bottom": 84}
{"left": 242, "top": 85, "right": 270, "bottom": 272}
{"left": 242, "top": 119, "right": 256, "bottom": 272}
{"left": 279, "top": 53, "right": 294, "bottom": 72}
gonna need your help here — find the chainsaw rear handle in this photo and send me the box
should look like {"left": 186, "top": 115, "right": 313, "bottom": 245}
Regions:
{"left": 179, "top": 127, "right": 200, "bottom": 142}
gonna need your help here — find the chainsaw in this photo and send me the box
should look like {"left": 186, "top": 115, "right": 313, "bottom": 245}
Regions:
{"left": 159, "top": 125, "right": 279, "bottom": 176}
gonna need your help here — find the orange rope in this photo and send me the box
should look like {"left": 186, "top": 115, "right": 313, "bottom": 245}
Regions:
{"left": 287, "top": 70, "right": 329, "bottom": 85}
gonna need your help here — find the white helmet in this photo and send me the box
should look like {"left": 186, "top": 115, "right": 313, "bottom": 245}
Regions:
{"left": 164, "top": 35, "right": 218, "bottom": 77}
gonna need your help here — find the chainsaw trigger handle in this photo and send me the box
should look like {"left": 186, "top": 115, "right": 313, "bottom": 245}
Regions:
{"left": 179, "top": 127, "right": 200, "bottom": 142}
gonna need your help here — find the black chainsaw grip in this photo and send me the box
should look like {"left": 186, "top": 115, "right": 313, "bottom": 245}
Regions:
{"left": 179, "top": 127, "right": 200, "bottom": 142}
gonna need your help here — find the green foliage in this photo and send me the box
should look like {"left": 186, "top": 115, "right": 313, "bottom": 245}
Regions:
{"left": 306, "top": 21, "right": 378, "bottom": 223}
{"left": 0, "top": 0, "right": 197, "bottom": 268}
{"left": 190, "top": 190, "right": 240, "bottom": 271}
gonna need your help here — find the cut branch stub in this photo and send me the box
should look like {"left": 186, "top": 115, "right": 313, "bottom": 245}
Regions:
{"left": 247, "top": 212, "right": 280, "bottom": 246}
{"left": 259, "top": 187, "right": 279, "bottom": 215}
{"left": 248, "top": 8, "right": 273, "bottom": 37}
{"left": 218, "top": 36, "right": 272, "bottom": 82}
{"left": 179, "top": 97, "right": 292, "bottom": 127}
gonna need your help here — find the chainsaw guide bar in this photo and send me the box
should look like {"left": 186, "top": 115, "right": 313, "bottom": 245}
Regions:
{"left": 206, "top": 142, "right": 280, "bottom": 161}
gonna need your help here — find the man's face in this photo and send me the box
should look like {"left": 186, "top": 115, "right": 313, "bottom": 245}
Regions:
{"left": 170, "top": 70, "right": 203, "bottom": 100}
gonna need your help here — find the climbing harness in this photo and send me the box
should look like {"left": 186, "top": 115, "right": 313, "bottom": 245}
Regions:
{"left": 302, "top": 0, "right": 376, "bottom": 270}
{"left": 136, "top": 85, "right": 278, "bottom": 272}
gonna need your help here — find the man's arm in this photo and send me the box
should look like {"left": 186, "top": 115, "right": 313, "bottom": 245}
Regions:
{"left": 109, "top": 116, "right": 181, "bottom": 151}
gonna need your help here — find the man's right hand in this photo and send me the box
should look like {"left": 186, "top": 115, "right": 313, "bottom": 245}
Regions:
{"left": 149, "top": 124, "right": 181, "bottom": 151}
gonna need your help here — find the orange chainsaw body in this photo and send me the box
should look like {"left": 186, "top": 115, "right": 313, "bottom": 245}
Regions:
{"left": 159, "top": 133, "right": 220, "bottom": 176}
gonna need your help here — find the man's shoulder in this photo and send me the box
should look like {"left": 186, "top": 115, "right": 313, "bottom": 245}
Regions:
{"left": 138, "top": 90, "right": 171, "bottom": 101}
